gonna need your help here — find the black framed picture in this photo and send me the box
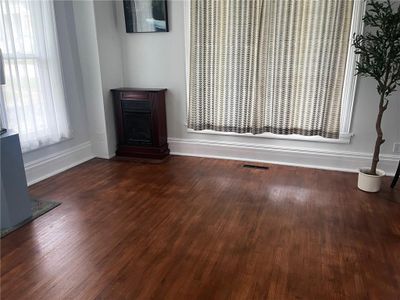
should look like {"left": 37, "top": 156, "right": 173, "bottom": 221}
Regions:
{"left": 123, "top": 0, "right": 169, "bottom": 33}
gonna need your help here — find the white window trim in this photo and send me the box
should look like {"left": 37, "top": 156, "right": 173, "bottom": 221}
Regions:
{"left": 340, "top": 0, "right": 366, "bottom": 135}
{"left": 183, "top": 0, "right": 366, "bottom": 144}
{"left": 187, "top": 129, "right": 354, "bottom": 144}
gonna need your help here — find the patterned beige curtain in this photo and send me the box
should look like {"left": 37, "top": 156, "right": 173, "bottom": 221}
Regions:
{"left": 188, "top": 0, "right": 354, "bottom": 138}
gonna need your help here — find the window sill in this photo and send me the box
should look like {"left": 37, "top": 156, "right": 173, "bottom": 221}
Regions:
{"left": 22, "top": 136, "right": 73, "bottom": 154}
{"left": 186, "top": 129, "right": 353, "bottom": 144}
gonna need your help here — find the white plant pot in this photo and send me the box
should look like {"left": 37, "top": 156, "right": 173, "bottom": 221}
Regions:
{"left": 357, "top": 168, "right": 385, "bottom": 193}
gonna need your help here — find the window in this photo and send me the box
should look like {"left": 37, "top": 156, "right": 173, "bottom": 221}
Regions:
{"left": 0, "top": 0, "right": 70, "bottom": 152}
{"left": 185, "top": 0, "right": 366, "bottom": 141}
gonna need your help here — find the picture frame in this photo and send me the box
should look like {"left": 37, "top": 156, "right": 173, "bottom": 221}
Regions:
{"left": 123, "top": 0, "right": 169, "bottom": 33}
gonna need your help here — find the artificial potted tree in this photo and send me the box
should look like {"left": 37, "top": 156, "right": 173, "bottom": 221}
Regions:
{"left": 353, "top": 0, "right": 400, "bottom": 192}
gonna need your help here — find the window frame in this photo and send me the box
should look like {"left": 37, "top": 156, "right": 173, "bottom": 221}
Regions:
{"left": 184, "top": 0, "right": 367, "bottom": 144}
{"left": 0, "top": 0, "right": 71, "bottom": 152}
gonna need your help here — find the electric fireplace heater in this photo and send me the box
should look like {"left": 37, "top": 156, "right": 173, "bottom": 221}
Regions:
{"left": 111, "top": 88, "right": 169, "bottom": 159}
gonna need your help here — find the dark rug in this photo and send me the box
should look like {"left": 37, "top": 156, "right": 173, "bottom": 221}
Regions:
{"left": 1, "top": 199, "right": 61, "bottom": 238}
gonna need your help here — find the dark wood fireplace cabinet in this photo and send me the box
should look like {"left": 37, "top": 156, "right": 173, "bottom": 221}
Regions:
{"left": 111, "top": 88, "right": 169, "bottom": 160}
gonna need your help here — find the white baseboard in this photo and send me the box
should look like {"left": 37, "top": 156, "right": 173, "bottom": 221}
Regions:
{"left": 24, "top": 141, "right": 95, "bottom": 186}
{"left": 23, "top": 138, "right": 398, "bottom": 186}
{"left": 168, "top": 138, "right": 399, "bottom": 176}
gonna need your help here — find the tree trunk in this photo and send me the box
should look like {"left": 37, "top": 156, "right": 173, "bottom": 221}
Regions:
{"left": 369, "top": 93, "right": 387, "bottom": 175}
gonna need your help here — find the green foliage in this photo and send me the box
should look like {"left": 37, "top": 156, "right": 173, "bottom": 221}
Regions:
{"left": 353, "top": 0, "right": 400, "bottom": 97}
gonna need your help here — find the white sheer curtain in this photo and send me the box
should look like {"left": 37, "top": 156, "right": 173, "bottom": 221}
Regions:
{"left": 0, "top": 0, "right": 70, "bottom": 152}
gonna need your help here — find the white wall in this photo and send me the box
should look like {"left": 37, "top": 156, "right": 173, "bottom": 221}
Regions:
{"left": 93, "top": 0, "right": 124, "bottom": 157}
{"left": 71, "top": 0, "right": 123, "bottom": 159}
{"left": 24, "top": 0, "right": 400, "bottom": 185}
{"left": 117, "top": 0, "right": 400, "bottom": 174}
{"left": 73, "top": 0, "right": 112, "bottom": 159}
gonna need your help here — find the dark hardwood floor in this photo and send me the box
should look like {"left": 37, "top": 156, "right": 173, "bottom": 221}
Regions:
{"left": 1, "top": 156, "right": 400, "bottom": 299}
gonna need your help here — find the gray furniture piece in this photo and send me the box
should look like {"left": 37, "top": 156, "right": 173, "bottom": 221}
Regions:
{"left": 1, "top": 130, "right": 32, "bottom": 230}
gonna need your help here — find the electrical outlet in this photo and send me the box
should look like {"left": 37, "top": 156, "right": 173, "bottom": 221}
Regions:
{"left": 394, "top": 143, "right": 400, "bottom": 153}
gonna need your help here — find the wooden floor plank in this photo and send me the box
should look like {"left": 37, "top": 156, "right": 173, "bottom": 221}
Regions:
{"left": 1, "top": 156, "right": 399, "bottom": 299}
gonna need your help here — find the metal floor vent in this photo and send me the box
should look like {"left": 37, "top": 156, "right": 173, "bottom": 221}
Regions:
{"left": 242, "top": 164, "right": 269, "bottom": 170}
